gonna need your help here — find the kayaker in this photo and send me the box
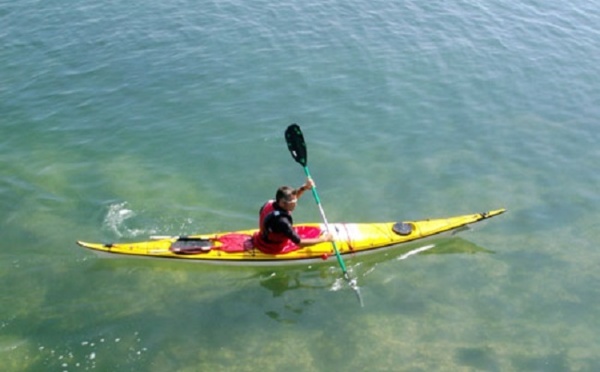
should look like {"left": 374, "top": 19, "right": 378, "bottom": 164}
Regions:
{"left": 252, "top": 178, "right": 332, "bottom": 254}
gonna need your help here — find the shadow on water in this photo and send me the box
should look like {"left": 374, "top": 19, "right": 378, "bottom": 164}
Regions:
{"left": 241, "top": 236, "right": 494, "bottom": 322}
{"left": 350, "top": 236, "right": 494, "bottom": 270}
{"left": 1, "top": 235, "right": 497, "bottom": 370}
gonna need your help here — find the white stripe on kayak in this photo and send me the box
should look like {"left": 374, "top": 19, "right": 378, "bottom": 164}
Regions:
{"left": 325, "top": 223, "right": 364, "bottom": 241}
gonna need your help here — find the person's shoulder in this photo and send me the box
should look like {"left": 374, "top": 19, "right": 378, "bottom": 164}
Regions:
{"left": 272, "top": 210, "right": 291, "bottom": 222}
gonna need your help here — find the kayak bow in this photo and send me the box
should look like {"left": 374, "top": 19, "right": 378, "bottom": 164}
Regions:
{"left": 77, "top": 208, "right": 506, "bottom": 265}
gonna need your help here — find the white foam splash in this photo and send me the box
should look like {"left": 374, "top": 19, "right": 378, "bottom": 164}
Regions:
{"left": 397, "top": 244, "right": 436, "bottom": 260}
{"left": 329, "top": 277, "right": 344, "bottom": 292}
{"left": 103, "top": 202, "right": 135, "bottom": 237}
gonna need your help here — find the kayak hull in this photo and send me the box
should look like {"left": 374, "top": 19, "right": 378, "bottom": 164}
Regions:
{"left": 77, "top": 209, "right": 506, "bottom": 266}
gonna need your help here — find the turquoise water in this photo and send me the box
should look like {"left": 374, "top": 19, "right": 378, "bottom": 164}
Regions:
{"left": 2, "top": 0, "right": 599, "bottom": 370}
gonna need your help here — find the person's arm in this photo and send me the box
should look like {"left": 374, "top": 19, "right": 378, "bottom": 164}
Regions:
{"left": 278, "top": 217, "right": 332, "bottom": 247}
{"left": 298, "top": 233, "right": 333, "bottom": 247}
{"left": 294, "top": 178, "right": 315, "bottom": 199}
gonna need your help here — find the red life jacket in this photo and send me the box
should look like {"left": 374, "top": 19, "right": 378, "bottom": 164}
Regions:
{"left": 252, "top": 200, "right": 293, "bottom": 254}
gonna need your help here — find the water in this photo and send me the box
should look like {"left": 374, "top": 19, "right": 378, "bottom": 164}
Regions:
{"left": 1, "top": 0, "right": 599, "bottom": 370}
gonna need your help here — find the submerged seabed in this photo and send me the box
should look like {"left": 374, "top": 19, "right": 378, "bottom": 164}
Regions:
{"left": 1, "top": 0, "right": 599, "bottom": 370}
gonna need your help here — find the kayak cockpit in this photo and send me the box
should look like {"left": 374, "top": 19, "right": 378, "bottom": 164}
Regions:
{"left": 169, "top": 234, "right": 254, "bottom": 255}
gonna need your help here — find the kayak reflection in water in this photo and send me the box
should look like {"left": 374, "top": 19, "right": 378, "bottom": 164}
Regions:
{"left": 251, "top": 177, "right": 332, "bottom": 254}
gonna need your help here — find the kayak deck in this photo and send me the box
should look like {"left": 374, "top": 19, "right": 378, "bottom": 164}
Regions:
{"left": 77, "top": 209, "right": 505, "bottom": 265}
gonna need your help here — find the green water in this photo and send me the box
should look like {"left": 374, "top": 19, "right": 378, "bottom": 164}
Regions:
{"left": 1, "top": 0, "right": 599, "bottom": 370}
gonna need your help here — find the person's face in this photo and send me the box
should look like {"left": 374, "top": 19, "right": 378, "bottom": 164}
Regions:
{"left": 280, "top": 197, "right": 297, "bottom": 212}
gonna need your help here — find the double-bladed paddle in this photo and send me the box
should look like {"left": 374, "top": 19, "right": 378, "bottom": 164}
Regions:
{"left": 285, "top": 124, "right": 363, "bottom": 305}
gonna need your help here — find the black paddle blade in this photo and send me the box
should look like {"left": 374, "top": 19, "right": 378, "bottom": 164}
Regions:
{"left": 285, "top": 124, "right": 308, "bottom": 166}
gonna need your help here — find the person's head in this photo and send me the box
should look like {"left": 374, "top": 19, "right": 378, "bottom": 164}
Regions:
{"left": 275, "top": 186, "right": 298, "bottom": 211}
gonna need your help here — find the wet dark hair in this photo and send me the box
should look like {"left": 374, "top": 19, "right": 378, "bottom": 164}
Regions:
{"left": 275, "top": 186, "right": 296, "bottom": 202}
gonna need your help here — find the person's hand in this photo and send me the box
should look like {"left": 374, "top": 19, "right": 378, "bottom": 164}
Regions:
{"left": 303, "top": 177, "right": 315, "bottom": 190}
{"left": 320, "top": 232, "right": 333, "bottom": 242}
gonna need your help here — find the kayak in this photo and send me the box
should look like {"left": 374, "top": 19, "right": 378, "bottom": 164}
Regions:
{"left": 77, "top": 208, "right": 505, "bottom": 265}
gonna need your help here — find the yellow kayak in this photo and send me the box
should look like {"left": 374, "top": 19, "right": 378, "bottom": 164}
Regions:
{"left": 77, "top": 209, "right": 505, "bottom": 265}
